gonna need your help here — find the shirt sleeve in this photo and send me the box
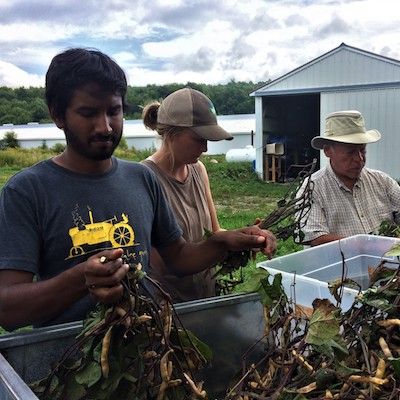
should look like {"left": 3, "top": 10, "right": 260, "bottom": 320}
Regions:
{"left": 384, "top": 174, "right": 400, "bottom": 223}
{"left": 0, "top": 183, "right": 40, "bottom": 274}
{"left": 300, "top": 183, "right": 330, "bottom": 243}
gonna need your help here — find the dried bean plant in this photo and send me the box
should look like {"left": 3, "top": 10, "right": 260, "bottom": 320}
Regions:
{"left": 224, "top": 257, "right": 400, "bottom": 400}
{"left": 31, "top": 256, "right": 212, "bottom": 400}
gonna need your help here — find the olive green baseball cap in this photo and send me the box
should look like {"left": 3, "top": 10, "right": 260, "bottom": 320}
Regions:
{"left": 157, "top": 87, "right": 233, "bottom": 141}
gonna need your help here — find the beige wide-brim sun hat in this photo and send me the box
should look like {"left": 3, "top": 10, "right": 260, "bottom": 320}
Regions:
{"left": 311, "top": 110, "right": 381, "bottom": 150}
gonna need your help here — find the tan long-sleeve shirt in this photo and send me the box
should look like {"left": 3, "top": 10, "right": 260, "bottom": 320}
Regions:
{"left": 300, "top": 162, "right": 400, "bottom": 243}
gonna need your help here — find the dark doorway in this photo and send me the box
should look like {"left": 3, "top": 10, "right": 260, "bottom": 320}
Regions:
{"left": 262, "top": 93, "right": 320, "bottom": 180}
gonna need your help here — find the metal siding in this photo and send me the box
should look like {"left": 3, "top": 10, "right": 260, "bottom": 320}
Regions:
{"left": 0, "top": 115, "right": 256, "bottom": 156}
{"left": 0, "top": 115, "right": 255, "bottom": 140}
{"left": 320, "top": 88, "right": 400, "bottom": 179}
{"left": 255, "top": 97, "right": 264, "bottom": 178}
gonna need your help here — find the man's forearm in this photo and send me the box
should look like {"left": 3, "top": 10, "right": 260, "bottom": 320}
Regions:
{"left": 0, "top": 265, "right": 87, "bottom": 331}
{"left": 159, "top": 227, "right": 274, "bottom": 277}
{"left": 310, "top": 234, "right": 343, "bottom": 246}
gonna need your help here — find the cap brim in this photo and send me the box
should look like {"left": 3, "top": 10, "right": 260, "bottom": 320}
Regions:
{"left": 311, "top": 129, "right": 381, "bottom": 150}
{"left": 191, "top": 125, "right": 233, "bottom": 141}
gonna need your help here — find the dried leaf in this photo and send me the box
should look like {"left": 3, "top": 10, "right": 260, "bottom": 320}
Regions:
{"left": 259, "top": 272, "right": 287, "bottom": 308}
{"left": 305, "top": 299, "right": 348, "bottom": 358}
{"left": 389, "top": 357, "right": 400, "bottom": 379}
{"left": 357, "top": 290, "right": 395, "bottom": 312}
{"left": 176, "top": 328, "right": 213, "bottom": 362}
{"left": 334, "top": 361, "right": 363, "bottom": 377}
{"left": 384, "top": 242, "right": 400, "bottom": 256}
{"left": 235, "top": 268, "right": 270, "bottom": 293}
{"left": 63, "top": 375, "right": 87, "bottom": 400}
{"left": 75, "top": 361, "right": 102, "bottom": 388}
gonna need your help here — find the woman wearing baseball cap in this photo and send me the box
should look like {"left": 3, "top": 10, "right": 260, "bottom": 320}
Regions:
{"left": 141, "top": 87, "right": 233, "bottom": 302}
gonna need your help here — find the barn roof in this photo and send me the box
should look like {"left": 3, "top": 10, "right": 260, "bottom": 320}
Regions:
{"left": 251, "top": 43, "right": 400, "bottom": 96}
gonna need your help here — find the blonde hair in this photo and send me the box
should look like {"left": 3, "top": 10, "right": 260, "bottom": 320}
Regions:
{"left": 142, "top": 101, "right": 184, "bottom": 138}
{"left": 142, "top": 102, "right": 160, "bottom": 131}
{"left": 142, "top": 101, "right": 186, "bottom": 169}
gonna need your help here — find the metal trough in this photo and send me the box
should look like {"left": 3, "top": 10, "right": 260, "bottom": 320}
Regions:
{"left": 0, "top": 293, "right": 264, "bottom": 400}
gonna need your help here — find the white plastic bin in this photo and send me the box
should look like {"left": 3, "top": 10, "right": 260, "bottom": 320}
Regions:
{"left": 264, "top": 267, "right": 357, "bottom": 312}
{"left": 258, "top": 234, "right": 400, "bottom": 291}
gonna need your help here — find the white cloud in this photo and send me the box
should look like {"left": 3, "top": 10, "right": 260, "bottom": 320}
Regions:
{"left": 0, "top": 0, "right": 400, "bottom": 87}
{"left": 0, "top": 60, "right": 43, "bottom": 87}
{"left": 113, "top": 51, "right": 137, "bottom": 66}
{"left": 142, "top": 20, "right": 236, "bottom": 58}
{"left": 0, "top": 22, "right": 79, "bottom": 43}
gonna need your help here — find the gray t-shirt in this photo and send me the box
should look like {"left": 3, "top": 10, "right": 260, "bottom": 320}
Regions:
{"left": 0, "top": 157, "right": 182, "bottom": 326}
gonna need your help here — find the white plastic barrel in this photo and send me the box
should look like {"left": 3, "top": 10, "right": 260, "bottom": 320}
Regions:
{"left": 225, "top": 145, "right": 256, "bottom": 162}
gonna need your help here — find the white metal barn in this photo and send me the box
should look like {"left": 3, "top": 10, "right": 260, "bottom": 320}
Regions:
{"left": 251, "top": 43, "right": 400, "bottom": 181}
{"left": 0, "top": 114, "right": 255, "bottom": 156}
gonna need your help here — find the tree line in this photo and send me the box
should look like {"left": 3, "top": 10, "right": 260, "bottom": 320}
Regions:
{"left": 0, "top": 80, "right": 268, "bottom": 126}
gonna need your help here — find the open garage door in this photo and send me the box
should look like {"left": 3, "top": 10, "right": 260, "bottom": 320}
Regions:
{"left": 262, "top": 93, "right": 320, "bottom": 181}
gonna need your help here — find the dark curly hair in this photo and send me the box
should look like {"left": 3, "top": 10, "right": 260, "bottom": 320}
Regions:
{"left": 45, "top": 48, "right": 127, "bottom": 120}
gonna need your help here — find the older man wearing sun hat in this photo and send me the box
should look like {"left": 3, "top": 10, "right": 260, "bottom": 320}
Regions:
{"left": 300, "top": 110, "right": 400, "bottom": 246}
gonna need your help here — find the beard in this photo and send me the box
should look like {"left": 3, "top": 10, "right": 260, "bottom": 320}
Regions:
{"left": 63, "top": 124, "right": 122, "bottom": 161}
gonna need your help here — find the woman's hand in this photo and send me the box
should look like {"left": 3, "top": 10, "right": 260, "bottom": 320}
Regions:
{"left": 213, "top": 226, "right": 277, "bottom": 259}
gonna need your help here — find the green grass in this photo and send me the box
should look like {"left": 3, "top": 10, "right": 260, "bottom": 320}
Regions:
{"left": 0, "top": 148, "right": 53, "bottom": 168}
{"left": 0, "top": 166, "right": 21, "bottom": 186}
{"left": 202, "top": 155, "right": 302, "bottom": 252}
{"left": 204, "top": 156, "right": 288, "bottom": 227}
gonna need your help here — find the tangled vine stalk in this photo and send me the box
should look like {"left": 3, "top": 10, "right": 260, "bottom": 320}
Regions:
{"left": 31, "top": 256, "right": 212, "bottom": 400}
{"left": 215, "top": 159, "right": 317, "bottom": 295}
{"left": 225, "top": 260, "right": 400, "bottom": 400}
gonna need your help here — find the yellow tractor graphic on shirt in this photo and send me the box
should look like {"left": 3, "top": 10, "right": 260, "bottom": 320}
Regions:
{"left": 68, "top": 209, "right": 135, "bottom": 258}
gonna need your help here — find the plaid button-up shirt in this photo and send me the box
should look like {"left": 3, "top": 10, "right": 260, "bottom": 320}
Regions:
{"left": 300, "top": 162, "right": 400, "bottom": 243}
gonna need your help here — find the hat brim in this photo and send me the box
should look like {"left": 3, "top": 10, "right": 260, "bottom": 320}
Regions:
{"left": 311, "top": 129, "right": 381, "bottom": 150}
{"left": 191, "top": 124, "right": 233, "bottom": 141}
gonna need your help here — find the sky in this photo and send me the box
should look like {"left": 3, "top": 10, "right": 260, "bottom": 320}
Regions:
{"left": 1, "top": 0, "right": 400, "bottom": 88}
